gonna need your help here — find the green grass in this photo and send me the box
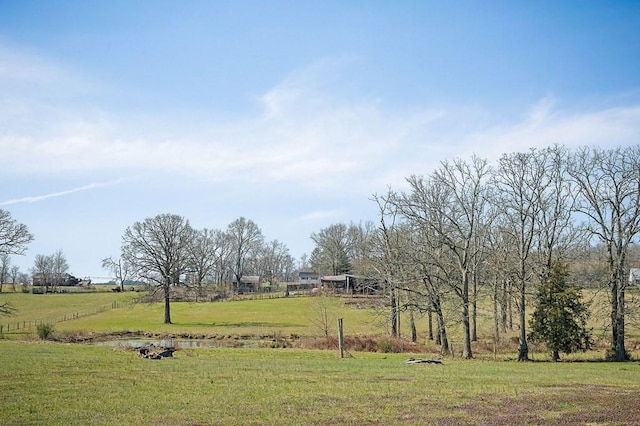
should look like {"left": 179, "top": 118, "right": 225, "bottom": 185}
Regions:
{"left": 3, "top": 291, "right": 640, "bottom": 424}
{"left": 0, "top": 292, "right": 382, "bottom": 338}
{"left": 0, "top": 291, "right": 136, "bottom": 333}
{"left": 1, "top": 340, "right": 640, "bottom": 425}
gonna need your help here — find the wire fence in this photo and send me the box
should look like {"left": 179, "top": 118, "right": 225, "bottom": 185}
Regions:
{"left": 0, "top": 300, "right": 130, "bottom": 335}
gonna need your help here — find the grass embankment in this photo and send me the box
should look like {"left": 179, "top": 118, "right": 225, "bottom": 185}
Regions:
{"left": 1, "top": 341, "right": 640, "bottom": 425}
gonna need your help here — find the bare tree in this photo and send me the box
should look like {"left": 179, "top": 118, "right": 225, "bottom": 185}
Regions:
{"left": 568, "top": 145, "right": 640, "bottom": 361}
{"left": 121, "top": 213, "right": 194, "bottom": 324}
{"left": 51, "top": 250, "right": 68, "bottom": 293}
{"left": 370, "top": 191, "right": 407, "bottom": 339}
{"left": 396, "top": 156, "right": 492, "bottom": 359}
{"left": 9, "top": 265, "right": 20, "bottom": 291}
{"left": 32, "top": 254, "right": 54, "bottom": 293}
{"left": 493, "top": 148, "right": 549, "bottom": 361}
{"left": 0, "top": 209, "right": 33, "bottom": 256}
{"left": 259, "top": 239, "right": 292, "bottom": 286}
{"left": 102, "top": 256, "right": 133, "bottom": 292}
{"left": 0, "top": 253, "right": 10, "bottom": 293}
{"left": 226, "top": 217, "right": 264, "bottom": 292}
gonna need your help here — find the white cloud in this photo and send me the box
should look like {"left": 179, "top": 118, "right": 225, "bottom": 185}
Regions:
{"left": 296, "top": 209, "right": 345, "bottom": 222}
{"left": 1, "top": 45, "right": 639, "bottom": 200}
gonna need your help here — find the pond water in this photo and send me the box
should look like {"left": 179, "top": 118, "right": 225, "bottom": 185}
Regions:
{"left": 94, "top": 338, "right": 261, "bottom": 348}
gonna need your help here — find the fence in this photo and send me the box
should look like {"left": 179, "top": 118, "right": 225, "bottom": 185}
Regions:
{"left": 0, "top": 300, "right": 128, "bottom": 335}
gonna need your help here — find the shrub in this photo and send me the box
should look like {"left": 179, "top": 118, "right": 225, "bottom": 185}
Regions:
{"left": 36, "top": 323, "right": 54, "bottom": 340}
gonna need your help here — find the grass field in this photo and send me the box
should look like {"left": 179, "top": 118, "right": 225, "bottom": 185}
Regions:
{"left": 1, "top": 341, "right": 640, "bottom": 425}
{"left": 2, "top": 290, "right": 640, "bottom": 424}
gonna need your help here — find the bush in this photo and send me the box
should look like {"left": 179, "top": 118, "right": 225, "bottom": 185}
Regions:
{"left": 36, "top": 323, "right": 54, "bottom": 340}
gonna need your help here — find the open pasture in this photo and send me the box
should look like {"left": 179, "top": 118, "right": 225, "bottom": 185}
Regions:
{"left": 2, "top": 340, "right": 640, "bottom": 425}
{"left": 3, "top": 290, "right": 640, "bottom": 424}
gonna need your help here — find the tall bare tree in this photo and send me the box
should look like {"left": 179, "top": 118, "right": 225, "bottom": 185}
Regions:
{"left": 51, "top": 250, "right": 69, "bottom": 293}
{"left": 102, "top": 256, "right": 133, "bottom": 292}
{"left": 226, "top": 217, "right": 264, "bottom": 291}
{"left": 493, "top": 148, "right": 548, "bottom": 361}
{"left": 396, "top": 156, "right": 492, "bottom": 359}
{"left": 32, "top": 253, "right": 54, "bottom": 293}
{"left": 121, "top": 213, "right": 194, "bottom": 324}
{"left": 568, "top": 145, "right": 640, "bottom": 361}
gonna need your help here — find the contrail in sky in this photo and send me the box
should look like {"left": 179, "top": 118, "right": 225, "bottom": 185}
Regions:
{"left": 0, "top": 180, "right": 123, "bottom": 206}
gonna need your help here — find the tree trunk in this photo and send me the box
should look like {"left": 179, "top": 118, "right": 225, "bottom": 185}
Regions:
{"left": 610, "top": 278, "right": 618, "bottom": 353}
{"left": 493, "top": 277, "right": 500, "bottom": 344}
{"left": 409, "top": 310, "right": 417, "bottom": 343}
{"left": 462, "top": 301, "right": 472, "bottom": 359}
{"left": 472, "top": 272, "right": 478, "bottom": 342}
{"left": 427, "top": 308, "right": 434, "bottom": 341}
{"left": 614, "top": 285, "right": 627, "bottom": 361}
{"left": 462, "top": 273, "right": 472, "bottom": 359}
{"left": 163, "top": 281, "right": 172, "bottom": 324}
{"left": 517, "top": 279, "right": 529, "bottom": 361}
{"left": 551, "top": 349, "right": 560, "bottom": 362}
{"left": 500, "top": 279, "right": 508, "bottom": 333}
{"left": 433, "top": 297, "right": 449, "bottom": 354}
{"left": 390, "top": 288, "right": 398, "bottom": 338}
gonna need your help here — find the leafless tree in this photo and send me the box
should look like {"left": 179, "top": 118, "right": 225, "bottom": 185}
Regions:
{"left": 51, "top": 250, "right": 69, "bottom": 293}
{"left": 396, "top": 156, "right": 492, "bottom": 359}
{"left": 102, "top": 256, "right": 133, "bottom": 292}
{"left": 258, "top": 239, "right": 291, "bottom": 286}
{"left": 0, "top": 253, "right": 10, "bottom": 293}
{"left": 9, "top": 265, "right": 20, "bottom": 291}
{"left": 226, "top": 217, "right": 264, "bottom": 292}
{"left": 121, "top": 213, "right": 194, "bottom": 324}
{"left": 32, "top": 253, "right": 54, "bottom": 293}
{"left": 0, "top": 209, "right": 33, "bottom": 257}
{"left": 568, "top": 145, "right": 640, "bottom": 361}
{"left": 369, "top": 191, "right": 407, "bottom": 339}
{"left": 493, "top": 148, "right": 548, "bottom": 361}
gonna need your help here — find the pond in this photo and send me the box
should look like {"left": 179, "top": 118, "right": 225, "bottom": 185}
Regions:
{"left": 94, "top": 338, "right": 262, "bottom": 349}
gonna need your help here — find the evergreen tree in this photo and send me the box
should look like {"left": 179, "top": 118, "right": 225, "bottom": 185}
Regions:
{"left": 529, "top": 260, "right": 592, "bottom": 361}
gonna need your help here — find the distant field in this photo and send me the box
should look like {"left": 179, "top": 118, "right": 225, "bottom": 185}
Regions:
{"left": 1, "top": 341, "right": 640, "bottom": 425}
{"left": 2, "top": 289, "right": 640, "bottom": 360}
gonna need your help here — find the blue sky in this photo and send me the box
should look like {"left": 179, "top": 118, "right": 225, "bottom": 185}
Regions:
{"left": 1, "top": 1, "right": 639, "bottom": 280}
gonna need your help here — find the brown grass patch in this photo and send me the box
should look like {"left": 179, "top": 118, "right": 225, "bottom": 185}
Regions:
{"left": 294, "top": 335, "right": 426, "bottom": 353}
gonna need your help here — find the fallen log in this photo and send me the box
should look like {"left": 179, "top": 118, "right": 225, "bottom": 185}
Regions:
{"left": 404, "top": 358, "right": 443, "bottom": 365}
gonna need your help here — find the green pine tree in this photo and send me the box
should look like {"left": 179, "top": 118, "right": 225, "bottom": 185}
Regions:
{"left": 528, "top": 260, "right": 592, "bottom": 362}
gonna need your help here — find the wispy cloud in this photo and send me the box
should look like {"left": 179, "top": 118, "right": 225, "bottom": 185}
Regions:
{"left": 1, "top": 45, "right": 639, "bottom": 199}
{"left": 0, "top": 180, "right": 123, "bottom": 206}
{"left": 296, "top": 209, "right": 345, "bottom": 222}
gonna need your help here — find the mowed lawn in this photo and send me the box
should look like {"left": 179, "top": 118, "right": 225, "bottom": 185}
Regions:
{"left": 2, "top": 341, "right": 640, "bottom": 425}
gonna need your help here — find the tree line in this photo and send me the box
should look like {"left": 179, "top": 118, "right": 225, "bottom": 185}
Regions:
{"left": 309, "top": 145, "right": 640, "bottom": 362}
{"left": 111, "top": 216, "right": 295, "bottom": 324}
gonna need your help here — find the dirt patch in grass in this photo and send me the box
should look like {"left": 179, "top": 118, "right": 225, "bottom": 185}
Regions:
{"left": 454, "top": 384, "right": 640, "bottom": 425}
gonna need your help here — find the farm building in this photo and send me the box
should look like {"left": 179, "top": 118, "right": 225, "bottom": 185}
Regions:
{"left": 232, "top": 275, "right": 261, "bottom": 294}
{"left": 298, "top": 269, "right": 320, "bottom": 285}
{"left": 320, "top": 274, "right": 381, "bottom": 295}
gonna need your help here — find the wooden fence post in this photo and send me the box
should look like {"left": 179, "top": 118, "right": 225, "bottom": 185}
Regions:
{"left": 337, "top": 318, "right": 344, "bottom": 359}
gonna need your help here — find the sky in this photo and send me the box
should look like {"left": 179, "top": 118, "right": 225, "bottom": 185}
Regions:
{"left": 1, "top": 1, "right": 640, "bottom": 281}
